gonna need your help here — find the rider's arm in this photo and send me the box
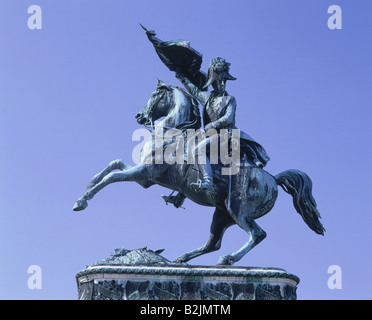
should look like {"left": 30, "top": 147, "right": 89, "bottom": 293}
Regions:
{"left": 207, "top": 97, "right": 236, "bottom": 130}
{"left": 175, "top": 71, "right": 209, "bottom": 105}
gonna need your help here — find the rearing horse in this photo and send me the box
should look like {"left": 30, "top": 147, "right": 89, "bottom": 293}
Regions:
{"left": 73, "top": 80, "right": 325, "bottom": 265}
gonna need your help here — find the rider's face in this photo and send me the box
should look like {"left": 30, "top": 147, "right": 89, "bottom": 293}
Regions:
{"left": 213, "top": 79, "right": 226, "bottom": 93}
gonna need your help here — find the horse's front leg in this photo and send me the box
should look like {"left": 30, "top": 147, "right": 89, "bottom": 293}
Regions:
{"left": 73, "top": 163, "right": 167, "bottom": 211}
{"left": 86, "top": 159, "right": 129, "bottom": 190}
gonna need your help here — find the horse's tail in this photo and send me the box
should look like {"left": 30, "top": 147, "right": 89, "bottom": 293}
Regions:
{"left": 275, "top": 169, "right": 325, "bottom": 235}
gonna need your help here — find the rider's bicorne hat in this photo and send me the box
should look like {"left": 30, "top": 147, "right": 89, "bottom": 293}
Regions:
{"left": 202, "top": 57, "right": 237, "bottom": 90}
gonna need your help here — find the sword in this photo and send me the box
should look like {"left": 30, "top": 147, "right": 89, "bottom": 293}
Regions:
{"left": 227, "top": 127, "right": 232, "bottom": 212}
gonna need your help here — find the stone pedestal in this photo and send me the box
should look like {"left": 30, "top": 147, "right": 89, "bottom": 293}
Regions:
{"left": 76, "top": 247, "right": 299, "bottom": 300}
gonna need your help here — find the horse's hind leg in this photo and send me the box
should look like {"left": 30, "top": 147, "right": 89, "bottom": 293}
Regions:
{"left": 175, "top": 207, "right": 235, "bottom": 263}
{"left": 217, "top": 198, "right": 267, "bottom": 265}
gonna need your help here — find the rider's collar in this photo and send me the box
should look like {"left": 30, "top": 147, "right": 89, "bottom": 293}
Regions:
{"left": 212, "top": 90, "right": 228, "bottom": 97}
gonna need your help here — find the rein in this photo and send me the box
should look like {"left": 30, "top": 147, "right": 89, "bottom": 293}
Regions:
{"left": 144, "top": 89, "right": 168, "bottom": 132}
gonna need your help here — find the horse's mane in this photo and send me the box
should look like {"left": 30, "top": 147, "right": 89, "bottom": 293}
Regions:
{"left": 173, "top": 86, "right": 201, "bottom": 132}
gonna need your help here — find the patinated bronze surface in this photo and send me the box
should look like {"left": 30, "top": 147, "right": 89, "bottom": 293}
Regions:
{"left": 73, "top": 27, "right": 324, "bottom": 266}
{"left": 76, "top": 247, "right": 299, "bottom": 300}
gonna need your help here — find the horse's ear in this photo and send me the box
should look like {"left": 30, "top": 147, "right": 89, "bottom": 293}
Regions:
{"left": 156, "top": 79, "right": 170, "bottom": 91}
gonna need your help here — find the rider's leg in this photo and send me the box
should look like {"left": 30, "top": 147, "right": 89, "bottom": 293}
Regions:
{"left": 195, "top": 156, "right": 214, "bottom": 190}
{"left": 191, "top": 136, "right": 214, "bottom": 192}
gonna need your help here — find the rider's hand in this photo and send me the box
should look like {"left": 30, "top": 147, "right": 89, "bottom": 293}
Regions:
{"left": 204, "top": 123, "right": 215, "bottom": 132}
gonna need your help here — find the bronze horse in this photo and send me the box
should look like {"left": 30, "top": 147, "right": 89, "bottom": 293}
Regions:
{"left": 73, "top": 80, "right": 325, "bottom": 265}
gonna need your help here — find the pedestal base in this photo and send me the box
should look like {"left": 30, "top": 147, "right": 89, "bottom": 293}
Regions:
{"left": 76, "top": 248, "right": 299, "bottom": 300}
{"left": 76, "top": 248, "right": 300, "bottom": 300}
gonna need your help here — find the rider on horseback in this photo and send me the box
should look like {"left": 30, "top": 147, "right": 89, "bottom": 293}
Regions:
{"left": 177, "top": 58, "right": 270, "bottom": 189}
{"left": 163, "top": 58, "right": 270, "bottom": 207}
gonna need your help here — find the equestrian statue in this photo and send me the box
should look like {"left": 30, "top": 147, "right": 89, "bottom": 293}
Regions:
{"left": 73, "top": 26, "right": 325, "bottom": 266}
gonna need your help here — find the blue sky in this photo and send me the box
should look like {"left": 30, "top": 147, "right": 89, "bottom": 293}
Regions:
{"left": 0, "top": 0, "right": 371, "bottom": 299}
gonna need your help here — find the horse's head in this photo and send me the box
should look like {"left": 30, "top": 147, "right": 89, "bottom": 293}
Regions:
{"left": 135, "top": 79, "right": 173, "bottom": 128}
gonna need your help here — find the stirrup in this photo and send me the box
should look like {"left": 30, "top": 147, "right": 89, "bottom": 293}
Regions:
{"left": 190, "top": 178, "right": 214, "bottom": 193}
{"left": 190, "top": 179, "right": 203, "bottom": 191}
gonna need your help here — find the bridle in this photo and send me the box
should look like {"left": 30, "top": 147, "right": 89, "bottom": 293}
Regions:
{"left": 144, "top": 88, "right": 169, "bottom": 132}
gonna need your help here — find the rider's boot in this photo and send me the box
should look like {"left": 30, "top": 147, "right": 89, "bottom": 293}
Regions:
{"left": 191, "top": 158, "right": 215, "bottom": 195}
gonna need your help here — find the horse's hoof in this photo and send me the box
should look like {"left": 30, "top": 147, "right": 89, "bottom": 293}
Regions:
{"left": 173, "top": 256, "right": 186, "bottom": 264}
{"left": 73, "top": 199, "right": 88, "bottom": 211}
{"left": 217, "top": 254, "right": 235, "bottom": 266}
